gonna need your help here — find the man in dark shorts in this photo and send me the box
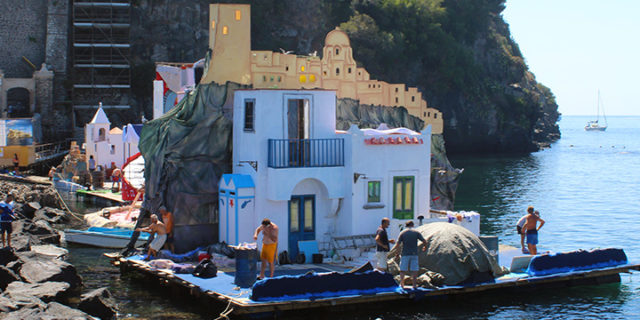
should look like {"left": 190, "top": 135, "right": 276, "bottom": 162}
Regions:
{"left": 375, "top": 217, "right": 395, "bottom": 272}
{"left": 522, "top": 210, "right": 545, "bottom": 255}
{"left": 516, "top": 206, "right": 535, "bottom": 253}
{"left": 394, "top": 220, "right": 426, "bottom": 289}
{"left": 1, "top": 195, "right": 17, "bottom": 248}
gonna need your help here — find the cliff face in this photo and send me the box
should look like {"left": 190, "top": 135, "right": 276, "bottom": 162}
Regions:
{"left": 432, "top": 11, "right": 561, "bottom": 154}
{"left": 129, "top": 0, "right": 560, "bottom": 154}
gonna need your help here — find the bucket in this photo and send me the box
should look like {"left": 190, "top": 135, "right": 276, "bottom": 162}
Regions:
{"left": 235, "top": 248, "right": 258, "bottom": 288}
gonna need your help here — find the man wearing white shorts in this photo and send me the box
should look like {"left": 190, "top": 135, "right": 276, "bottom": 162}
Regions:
{"left": 375, "top": 218, "right": 395, "bottom": 271}
{"left": 136, "top": 214, "right": 167, "bottom": 260}
{"left": 395, "top": 220, "right": 426, "bottom": 289}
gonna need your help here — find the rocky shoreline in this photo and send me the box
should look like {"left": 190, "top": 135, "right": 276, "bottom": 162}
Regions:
{"left": 0, "top": 179, "right": 117, "bottom": 319}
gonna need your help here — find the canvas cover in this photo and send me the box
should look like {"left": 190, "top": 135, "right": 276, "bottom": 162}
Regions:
{"left": 389, "top": 222, "right": 507, "bottom": 285}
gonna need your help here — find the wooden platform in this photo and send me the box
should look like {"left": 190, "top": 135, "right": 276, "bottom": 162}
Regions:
{"left": 106, "top": 253, "right": 640, "bottom": 319}
{"left": 76, "top": 188, "right": 125, "bottom": 205}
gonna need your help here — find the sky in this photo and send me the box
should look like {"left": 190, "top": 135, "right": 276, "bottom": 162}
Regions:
{"left": 502, "top": 0, "right": 640, "bottom": 116}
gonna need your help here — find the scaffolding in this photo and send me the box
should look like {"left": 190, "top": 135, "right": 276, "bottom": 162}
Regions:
{"left": 71, "top": 0, "right": 131, "bottom": 126}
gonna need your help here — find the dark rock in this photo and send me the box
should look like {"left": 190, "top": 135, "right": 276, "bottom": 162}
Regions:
{"left": 2, "top": 301, "right": 91, "bottom": 320}
{"left": 23, "top": 220, "right": 61, "bottom": 245}
{"left": 0, "top": 247, "right": 18, "bottom": 266}
{"left": 8, "top": 233, "right": 33, "bottom": 252}
{"left": 26, "top": 220, "right": 56, "bottom": 236}
{"left": 17, "top": 251, "right": 83, "bottom": 290}
{"left": 34, "top": 207, "right": 68, "bottom": 224}
{"left": 22, "top": 202, "right": 41, "bottom": 219}
{"left": 78, "top": 287, "right": 117, "bottom": 320}
{"left": 0, "top": 304, "right": 41, "bottom": 319}
{"left": 4, "top": 281, "right": 70, "bottom": 303}
{"left": 6, "top": 260, "right": 23, "bottom": 274}
{"left": 0, "top": 293, "right": 45, "bottom": 313}
{"left": 0, "top": 265, "right": 20, "bottom": 290}
{"left": 42, "top": 302, "right": 93, "bottom": 319}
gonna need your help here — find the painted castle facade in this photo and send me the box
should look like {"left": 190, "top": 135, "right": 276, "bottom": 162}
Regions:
{"left": 200, "top": 4, "right": 443, "bottom": 134}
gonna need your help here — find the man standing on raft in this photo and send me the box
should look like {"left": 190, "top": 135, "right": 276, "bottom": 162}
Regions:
{"left": 522, "top": 210, "right": 545, "bottom": 255}
{"left": 254, "top": 218, "right": 279, "bottom": 279}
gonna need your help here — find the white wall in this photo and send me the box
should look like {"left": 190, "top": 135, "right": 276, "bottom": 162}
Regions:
{"left": 346, "top": 125, "right": 432, "bottom": 240}
{"left": 85, "top": 123, "right": 139, "bottom": 170}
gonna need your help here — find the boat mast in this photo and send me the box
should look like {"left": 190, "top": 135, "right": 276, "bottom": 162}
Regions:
{"left": 596, "top": 90, "right": 600, "bottom": 123}
{"left": 600, "top": 91, "right": 608, "bottom": 126}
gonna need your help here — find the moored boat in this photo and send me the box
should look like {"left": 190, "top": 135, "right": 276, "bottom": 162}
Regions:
{"left": 64, "top": 226, "right": 149, "bottom": 248}
{"left": 585, "top": 90, "right": 608, "bottom": 131}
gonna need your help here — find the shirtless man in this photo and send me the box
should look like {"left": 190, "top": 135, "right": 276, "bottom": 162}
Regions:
{"left": 253, "top": 218, "right": 279, "bottom": 279}
{"left": 522, "top": 210, "right": 545, "bottom": 255}
{"left": 136, "top": 214, "right": 167, "bottom": 260}
{"left": 516, "top": 206, "right": 535, "bottom": 253}
{"left": 159, "top": 206, "right": 174, "bottom": 253}
{"left": 111, "top": 166, "right": 122, "bottom": 189}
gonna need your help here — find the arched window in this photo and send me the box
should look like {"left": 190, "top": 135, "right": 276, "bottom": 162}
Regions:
{"left": 336, "top": 68, "right": 340, "bottom": 76}
{"left": 98, "top": 128, "right": 106, "bottom": 141}
{"left": 335, "top": 47, "right": 340, "bottom": 55}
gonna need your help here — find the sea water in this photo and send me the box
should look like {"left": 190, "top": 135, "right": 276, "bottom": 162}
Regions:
{"left": 67, "top": 116, "right": 640, "bottom": 319}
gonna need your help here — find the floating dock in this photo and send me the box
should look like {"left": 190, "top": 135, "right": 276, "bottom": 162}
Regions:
{"left": 76, "top": 188, "right": 125, "bottom": 206}
{"left": 106, "top": 252, "right": 640, "bottom": 319}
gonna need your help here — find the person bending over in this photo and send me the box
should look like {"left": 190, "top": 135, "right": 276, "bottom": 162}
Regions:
{"left": 254, "top": 218, "right": 279, "bottom": 279}
{"left": 136, "top": 214, "right": 167, "bottom": 260}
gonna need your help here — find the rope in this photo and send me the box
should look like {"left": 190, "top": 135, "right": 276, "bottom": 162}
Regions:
{"left": 214, "top": 300, "right": 234, "bottom": 320}
{"left": 52, "top": 186, "right": 84, "bottom": 222}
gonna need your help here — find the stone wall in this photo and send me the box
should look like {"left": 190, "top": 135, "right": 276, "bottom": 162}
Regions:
{"left": 0, "top": 0, "right": 48, "bottom": 78}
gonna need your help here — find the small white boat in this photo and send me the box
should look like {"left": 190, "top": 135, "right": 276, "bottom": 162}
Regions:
{"left": 64, "top": 227, "right": 150, "bottom": 248}
{"left": 585, "top": 90, "right": 607, "bottom": 131}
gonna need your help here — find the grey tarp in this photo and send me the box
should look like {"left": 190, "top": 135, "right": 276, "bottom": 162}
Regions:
{"left": 138, "top": 81, "right": 249, "bottom": 251}
{"left": 389, "top": 222, "right": 507, "bottom": 285}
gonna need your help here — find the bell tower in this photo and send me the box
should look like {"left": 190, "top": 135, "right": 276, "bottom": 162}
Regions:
{"left": 200, "top": 4, "right": 252, "bottom": 85}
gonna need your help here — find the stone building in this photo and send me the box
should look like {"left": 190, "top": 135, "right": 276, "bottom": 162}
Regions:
{"left": 201, "top": 4, "right": 443, "bottom": 133}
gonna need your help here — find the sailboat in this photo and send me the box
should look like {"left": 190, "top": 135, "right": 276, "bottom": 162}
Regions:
{"left": 585, "top": 91, "right": 607, "bottom": 131}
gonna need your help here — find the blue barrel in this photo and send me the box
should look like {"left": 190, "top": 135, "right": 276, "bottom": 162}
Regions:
{"left": 235, "top": 248, "right": 258, "bottom": 288}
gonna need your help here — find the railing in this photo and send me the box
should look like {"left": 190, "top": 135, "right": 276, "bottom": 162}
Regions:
{"left": 268, "top": 138, "right": 344, "bottom": 168}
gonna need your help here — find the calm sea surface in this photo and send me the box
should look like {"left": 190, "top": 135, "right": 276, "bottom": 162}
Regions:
{"left": 67, "top": 115, "right": 640, "bottom": 319}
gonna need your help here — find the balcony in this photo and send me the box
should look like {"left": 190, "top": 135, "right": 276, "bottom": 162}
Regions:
{"left": 268, "top": 138, "right": 344, "bottom": 168}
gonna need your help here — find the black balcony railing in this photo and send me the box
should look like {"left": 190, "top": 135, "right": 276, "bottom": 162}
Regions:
{"left": 268, "top": 138, "right": 344, "bottom": 168}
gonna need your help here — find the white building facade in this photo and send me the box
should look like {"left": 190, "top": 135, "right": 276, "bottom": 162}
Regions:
{"left": 221, "top": 89, "right": 433, "bottom": 259}
{"left": 84, "top": 107, "right": 140, "bottom": 170}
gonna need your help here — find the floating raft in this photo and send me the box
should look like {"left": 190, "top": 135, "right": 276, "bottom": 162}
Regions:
{"left": 76, "top": 188, "right": 125, "bottom": 205}
{"left": 106, "top": 253, "right": 640, "bottom": 318}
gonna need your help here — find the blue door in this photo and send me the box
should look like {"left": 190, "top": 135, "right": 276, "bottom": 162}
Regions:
{"left": 288, "top": 195, "right": 315, "bottom": 261}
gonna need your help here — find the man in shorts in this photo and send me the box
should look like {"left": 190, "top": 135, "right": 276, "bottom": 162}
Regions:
{"left": 522, "top": 210, "right": 545, "bottom": 255}
{"left": 375, "top": 217, "right": 395, "bottom": 272}
{"left": 136, "top": 214, "right": 167, "bottom": 260}
{"left": 516, "top": 206, "right": 535, "bottom": 253}
{"left": 254, "top": 218, "right": 279, "bottom": 279}
{"left": 1, "top": 195, "right": 17, "bottom": 248}
{"left": 159, "top": 206, "right": 174, "bottom": 253}
{"left": 394, "top": 220, "right": 426, "bottom": 289}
